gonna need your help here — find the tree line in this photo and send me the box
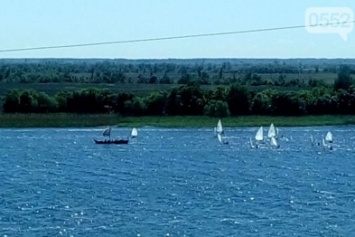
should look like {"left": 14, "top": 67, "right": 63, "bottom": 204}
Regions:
{"left": 0, "top": 59, "right": 354, "bottom": 86}
{"left": 2, "top": 68, "right": 355, "bottom": 116}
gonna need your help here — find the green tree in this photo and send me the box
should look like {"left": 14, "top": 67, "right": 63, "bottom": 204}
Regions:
{"left": 36, "top": 92, "right": 58, "bottom": 113}
{"left": 226, "top": 84, "right": 250, "bottom": 115}
{"left": 165, "top": 83, "right": 205, "bottom": 115}
{"left": 271, "top": 92, "right": 306, "bottom": 116}
{"left": 204, "top": 100, "right": 229, "bottom": 117}
{"left": 145, "top": 92, "right": 167, "bottom": 115}
{"left": 250, "top": 89, "right": 276, "bottom": 115}
{"left": 334, "top": 65, "right": 352, "bottom": 90}
{"left": 124, "top": 97, "right": 146, "bottom": 116}
{"left": 114, "top": 92, "right": 134, "bottom": 114}
{"left": 20, "top": 90, "right": 39, "bottom": 113}
{"left": 3, "top": 90, "right": 21, "bottom": 113}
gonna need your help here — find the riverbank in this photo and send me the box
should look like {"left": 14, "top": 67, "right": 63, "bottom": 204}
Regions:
{"left": 0, "top": 114, "right": 355, "bottom": 128}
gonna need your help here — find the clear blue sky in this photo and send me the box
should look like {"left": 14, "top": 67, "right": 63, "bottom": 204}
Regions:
{"left": 0, "top": 0, "right": 354, "bottom": 58}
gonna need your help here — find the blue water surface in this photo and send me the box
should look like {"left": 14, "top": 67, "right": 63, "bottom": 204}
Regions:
{"left": 0, "top": 126, "right": 355, "bottom": 236}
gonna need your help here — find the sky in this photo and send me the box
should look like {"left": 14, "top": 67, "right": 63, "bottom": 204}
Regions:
{"left": 0, "top": 0, "right": 354, "bottom": 59}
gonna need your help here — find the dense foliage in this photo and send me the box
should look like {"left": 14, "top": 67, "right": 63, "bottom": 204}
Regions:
{"left": 3, "top": 81, "right": 355, "bottom": 117}
{"left": 1, "top": 59, "right": 355, "bottom": 117}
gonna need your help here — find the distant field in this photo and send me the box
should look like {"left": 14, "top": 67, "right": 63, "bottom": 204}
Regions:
{"left": 0, "top": 79, "right": 330, "bottom": 97}
{"left": 258, "top": 72, "right": 337, "bottom": 84}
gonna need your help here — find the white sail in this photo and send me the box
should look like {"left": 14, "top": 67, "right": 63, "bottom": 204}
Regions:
{"left": 270, "top": 136, "right": 278, "bottom": 147}
{"left": 322, "top": 138, "right": 327, "bottom": 147}
{"left": 322, "top": 138, "right": 333, "bottom": 150}
{"left": 103, "top": 127, "right": 111, "bottom": 137}
{"left": 325, "top": 131, "right": 333, "bottom": 143}
{"left": 249, "top": 137, "right": 255, "bottom": 148}
{"left": 268, "top": 123, "right": 276, "bottom": 138}
{"left": 216, "top": 120, "right": 223, "bottom": 134}
{"left": 131, "top": 127, "right": 138, "bottom": 138}
{"left": 255, "top": 126, "right": 264, "bottom": 141}
{"left": 217, "top": 134, "right": 223, "bottom": 144}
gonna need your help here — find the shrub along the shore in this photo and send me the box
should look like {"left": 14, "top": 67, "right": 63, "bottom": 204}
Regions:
{"left": 1, "top": 114, "right": 355, "bottom": 128}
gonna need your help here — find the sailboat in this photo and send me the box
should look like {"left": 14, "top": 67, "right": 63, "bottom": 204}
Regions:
{"left": 249, "top": 137, "right": 258, "bottom": 149}
{"left": 270, "top": 136, "right": 280, "bottom": 148}
{"left": 322, "top": 138, "right": 327, "bottom": 147}
{"left": 103, "top": 127, "right": 111, "bottom": 139}
{"left": 131, "top": 127, "right": 138, "bottom": 138}
{"left": 268, "top": 123, "right": 276, "bottom": 138}
{"left": 325, "top": 131, "right": 333, "bottom": 143}
{"left": 255, "top": 126, "right": 264, "bottom": 143}
{"left": 322, "top": 138, "right": 333, "bottom": 150}
{"left": 216, "top": 119, "right": 223, "bottom": 135}
{"left": 310, "top": 134, "right": 316, "bottom": 146}
{"left": 94, "top": 126, "right": 129, "bottom": 144}
{"left": 217, "top": 133, "right": 229, "bottom": 145}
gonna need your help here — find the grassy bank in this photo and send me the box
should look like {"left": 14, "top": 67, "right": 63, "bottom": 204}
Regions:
{"left": 0, "top": 114, "right": 355, "bottom": 128}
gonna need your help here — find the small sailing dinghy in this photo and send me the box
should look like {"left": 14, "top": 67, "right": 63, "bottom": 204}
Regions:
{"left": 216, "top": 119, "right": 223, "bottom": 135}
{"left": 325, "top": 131, "right": 333, "bottom": 143}
{"left": 255, "top": 126, "right": 264, "bottom": 143}
{"left": 217, "top": 133, "right": 229, "bottom": 145}
{"left": 250, "top": 137, "right": 258, "bottom": 149}
{"left": 323, "top": 135, "right": 333, "bottom": 150}
{"left": 270, "top": 136, "right": 280, "bottom": 148}
{"left": 131, "top": 127, "right": 138, "bottom": 138}
{"left": 268, "top": 123, "right": 277, "bottom": 138}
{"left": 94, "top": 126, "right": 129, "bottom": 144}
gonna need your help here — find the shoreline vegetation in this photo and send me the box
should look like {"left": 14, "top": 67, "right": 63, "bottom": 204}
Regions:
{"left": 1, "top": 59, "right": 355, "bottom": 128}
{"left": 0, "top": 114, "right": 355, "bottom": 128}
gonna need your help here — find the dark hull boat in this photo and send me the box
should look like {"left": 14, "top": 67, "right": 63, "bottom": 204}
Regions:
{"left": 94, "top": 139, "right": 129, "bottom": 145}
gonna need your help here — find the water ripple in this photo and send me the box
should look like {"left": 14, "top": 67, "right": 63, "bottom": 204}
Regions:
{"left": 0, "top": 127, "right": 355, "bottom": 236}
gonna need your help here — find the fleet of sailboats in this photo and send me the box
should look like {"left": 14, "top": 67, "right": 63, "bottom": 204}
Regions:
{"left": 94, "top": 121, "right": 336, "bottom": 150}
{"left": 249, "top": 123, "right": 281, "bottom": 149}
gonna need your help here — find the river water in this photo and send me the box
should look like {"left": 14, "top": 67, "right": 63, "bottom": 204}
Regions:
{"left": 0, "top": 127, "right": 354, "bottom": 236}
